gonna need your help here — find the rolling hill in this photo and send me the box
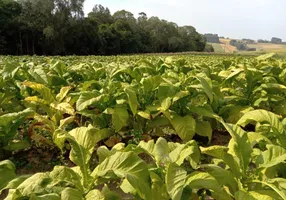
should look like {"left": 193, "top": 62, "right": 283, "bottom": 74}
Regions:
{"left": 208, "top": 38, "right": 286, "bottom": 56}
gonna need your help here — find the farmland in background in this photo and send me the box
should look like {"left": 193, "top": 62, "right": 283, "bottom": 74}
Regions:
{"left": 209, "top": 38, "right": 286, "bottom": 57}
{"left": 208, "top": 38, "right": 237, "bottom": 53}
{"left": 219, "top": 38, "right": 237, "bottom": 53}
{"left": 248, "top": 43, "right": 286, "bottom": 51}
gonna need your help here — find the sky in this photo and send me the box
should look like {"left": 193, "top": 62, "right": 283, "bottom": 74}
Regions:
{"left": 84, "top": 0, "right": 286, "bottom": 41}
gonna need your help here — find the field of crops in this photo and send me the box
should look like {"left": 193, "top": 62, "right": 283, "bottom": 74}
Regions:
{"left": 1, "top": 53, "right": 286, "bottom": 199}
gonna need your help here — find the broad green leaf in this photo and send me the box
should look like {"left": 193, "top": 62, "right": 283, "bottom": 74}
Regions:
{"left": 67, "top": 127, "right": 94, "bottom": 166}
{"left": 48, "top": 74, "right": 67, "bottom": 86}
{"left": 28, "top": 65, "right": 49, "bottom": 85}
{"left": 59, "top": 116, "right": 75, "bottom": 129}
{"left": 56, "top": 86, "right": 72, "bottom": 102}
{"left": 134, "top": 64, "right": 156, "bottom": 77}
{"left": 195, "top": 120, "right": 212, "bottom": 143}
{"left": 2, "top": 62, "right": 20, "bottom": 80}
{"left": 4, "top": 189, "right": 22, "bottom": 200}
{"left": 49, "top": 166, "right": 83, "bottom": 192}
{"left": 150, "top": 171, "right": 169, "bottom": 199}
{"left": 269, "top": 178, "right": 286, "bottom": 190}
{"left": 1, "top": 175, "right": 31, "bottom": 191}
{"left": 138, "top": 139, "right": 155, "bottom": 156}
{"left": 227, "top": 125, "right": 252, "bottom": 175}
{"left": 85, "top": 189, "right": 103, "bottom": 200}
{"left": 61, "top": 187, "right": 83, "bottom": 200}
{"left": 200, "top": 146, "right": 241, "bottom": 177}
{"left": 76, "top": 91, "right": 102, "bottom": 111}
{"left": 157, "top": 84, "right": 178, "bottom": 100}
{"left": 153, "top": 137, "right": 171, "bottom": 166}
{"left": 0, "top": 108, "right": 34, "bottom": 134}
{"left": 15, "top": 173, "right": 52, "bottom": 196}
{"left": 101, "top": 185, "right": 121, "bottom": 199}
{"left": 224, "top": 68, "right": 244, "bottom": 81}
{"left": 147, "top": 115, "right": 170, "bottom": 130}
{"left": 97, "top": 146, "right": 112, "bottom": 164}
{"left": 0, "top": 160, "right": 16, "bottom": 191}
{"left": 92, "top": 152, "right": 151, "bottom": 200}
{"left": 51, "top": 102, "right": 75, "bottom": 115}
{"left": 138, "top": 138, "right": 170, "bottom": 166}
{"left": 24, "top": 96, "right": 48, "bottom": 104}
{"left": 137, "top": 110, "right": 151, "bottom": 120}
{"left": 249, "top": 180, "right": 286, "bottom": 200}
{"left": 188, "top": 105, "right": 221, "bottom": 121}
{"left": 124, "top": 87, "right": 139, "bottom": 115}
{"left": 196, "top": 73, "right": 213, "bottom": 102}
{"left": 24, "top": 81, "right": 54, "bottom": 103}
{"left": 166, "top": 163, "right": 187, "bottom": 200}
{"left": 261, "top": 83, "right": 286, "bottom": 93}
{"left": 28, "top": 105, "right": 55, "bottom": 126}
{"left": 169, "top": 140, "right": 200, "bottom": 168}
{"left": 219, "top": 105, "right": 254, "bottom": 123}
{"left": 164, "top": 111, "right": 196, "bottom": 141}
{"left": 235, "top": 190, "right": 282, "bottom": 200}
{"left": 185, "top": 171, "right": 232, "bottom": 200}
{"left": 141, "top": 75, "right": 162, "bottom": 92}
{"left": 160, "top": 97, "right": 172, "bottom": 111}
{"left": 200, "top": 164, "right": 238, "bottom": 195}
{"left": 120, "top": 178, "right": 136, "bottom": 195}
{"left": 53, "top": 129, "right": 66, "bottom": 150}
{"left": 247, "top": 132, "right": 272, "bottom": 146}
{"left": 273, "top": 102, "right": 286, "bottom": 116}
{"left": 257, "top": 53, "right": 276, "bottom": 61}
{"left": 4, "top": 140, "right": 30, "bottom": 151}
{"left": 237, "top": 110, "right": 284, "bottom": 134}
{"left": 256, "top": 145, "right": 286, "bottom": 169}
{"left": 173, "top": 91, "right": 190, "bottom": 102}
{"left": 112, "top": 106, "right": 129, "bottom": 132}
{"left": 30, "top": 193, "right": 60, "bottom": 200}
{"left": 67, "top": 126, "right": 111, "bottom": 186}
{"left": 96, "top": 143, "right": 126, "bottom": 164}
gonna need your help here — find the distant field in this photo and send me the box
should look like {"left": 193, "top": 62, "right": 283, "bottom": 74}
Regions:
{"left": 208, "top": 38, "right": 286, "bottom": 57}
{"left": 208, "top": 39, "right": 237, "bottom": 53}
{"left": 220, "top": 39, "right": 237, "bottom": 53}
{"left": 208, "top": 43, "right": 225, "bottom": 53}
{"left": 248, "top": 43, "right": 286, "bottom": 52}
{"left": 246, "top": 43, "right": 286, "bottom": 57}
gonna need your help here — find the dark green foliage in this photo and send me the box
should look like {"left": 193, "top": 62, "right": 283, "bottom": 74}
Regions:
{"left": 271, "top": 37, "right": 282, "bottom": 44}
{"left": 0, "top": 1, "right": 206, "bottom": 55}
{"left": 242, "top": 38, "right": 255, "bottom": 44}
{"left": 204, "top": 33, "right": 220, "bottom": 43}
{"left": 230, "top": 40, "right": 249, "bottom": 51}
{"left": 258, "top": 39, "right": 271, "bottom": 43}
{"left": 204, "top": 44, "right": 214, "bottom": 52}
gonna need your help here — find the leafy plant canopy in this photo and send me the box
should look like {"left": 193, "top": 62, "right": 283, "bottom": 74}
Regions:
{"left": 1, "top": 53, "right": 286, "bottom": 199}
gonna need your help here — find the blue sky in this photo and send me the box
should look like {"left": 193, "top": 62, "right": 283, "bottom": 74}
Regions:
{"left": 84, "top": 0, "right": 286, "bottom": 41}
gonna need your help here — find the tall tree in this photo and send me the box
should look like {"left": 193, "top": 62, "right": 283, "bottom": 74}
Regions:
{"left": 88, "top": 4, "right": 113, "bottom": 24}
{"left": 137, "top": 12, "right": 152, "bottom": 52}
{"left": 0, "top": 1, "right": 206, "bottom": 55}
{"left": 0, "top": 0, "right": 21, "bottom": 54}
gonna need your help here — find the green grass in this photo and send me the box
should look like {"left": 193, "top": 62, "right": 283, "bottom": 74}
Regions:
{"left": 208, "top": 43, "right": 225, "bottom": 53}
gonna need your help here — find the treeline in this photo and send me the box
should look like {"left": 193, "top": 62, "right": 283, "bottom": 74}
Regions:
{"left": 258, "top": 37, "right": 285, "bottom": 44}
{"left": 204, "top": 34, "right": 220, "bottom": 43}
{"left": 230, "top": 40, "right": 256, "bottom": 51}
{"left": 0, "top": 0, "right": 206, "bottom": 55}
